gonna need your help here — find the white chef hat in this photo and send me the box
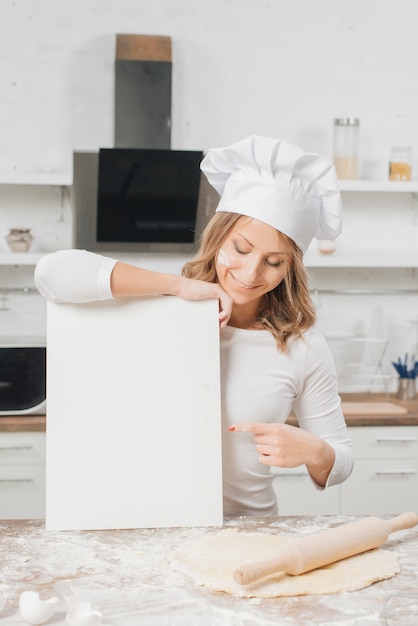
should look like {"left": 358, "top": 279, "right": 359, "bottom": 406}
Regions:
{"left": 200, "top": 135, "right": 342, "bottom": 253}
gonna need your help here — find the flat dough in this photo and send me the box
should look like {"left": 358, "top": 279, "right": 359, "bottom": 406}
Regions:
{"left": 169, "top": 530, "right": 400, "bottom": 597}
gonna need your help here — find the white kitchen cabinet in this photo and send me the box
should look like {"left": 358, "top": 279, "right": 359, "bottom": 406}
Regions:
{"left": 340, "top": 426, "right": 418, "bottom": 515}
{"left": 272, "top": 466, "right": 340, "bottom": 515}
{"left": 0, "top": 432, "right": 46, "bottom": 519}
{"left": 273, "top": 425, "right": 418, "bottom": 516}
{"left": 0, "top": 425, "right": 415, "bottom": 519}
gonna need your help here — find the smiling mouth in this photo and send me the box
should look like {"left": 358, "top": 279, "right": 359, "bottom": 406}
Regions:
{"left": 230, "top": 273, "right": 259, "bottom": 290}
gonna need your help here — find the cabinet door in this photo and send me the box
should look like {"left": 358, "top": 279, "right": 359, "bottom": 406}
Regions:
{"left": 340, "top": 458, "right": 418, "bottom": 515}
{"left": 349, "top": 426, "right": 418, "bottom": 459}
{"left": 0, "top": 432, "right": 46, "bottom": 519}
{"left": 0, "top": 432, "right": 46, "bottom": 464}
{"left": 0, "top": 464, "right": 45, "bottom": 519}
{"left": 272, "top": 468, "right": 340, "bottom": 515}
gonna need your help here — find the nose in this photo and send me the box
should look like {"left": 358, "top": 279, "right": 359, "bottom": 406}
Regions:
{"left": 240, "top": 256, "right": 262, "bottom": 282}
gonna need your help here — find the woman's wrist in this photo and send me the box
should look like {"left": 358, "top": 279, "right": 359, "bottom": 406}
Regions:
{"left": 306, "top": 439, "right": 335, "bottom": 487}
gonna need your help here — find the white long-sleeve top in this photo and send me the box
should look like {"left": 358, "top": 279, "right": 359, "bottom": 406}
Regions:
{"left": 35, "top": 249, "right": 353, "bottom": 516}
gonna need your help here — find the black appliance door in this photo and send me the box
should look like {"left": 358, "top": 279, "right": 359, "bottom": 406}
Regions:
{"left": 0, "top": 348, "right": 46, "bottom": 412}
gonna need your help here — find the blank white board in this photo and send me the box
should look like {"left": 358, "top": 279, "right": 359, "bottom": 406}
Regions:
{"left": 46, "top": 297, "right": 223, "bottom": 530}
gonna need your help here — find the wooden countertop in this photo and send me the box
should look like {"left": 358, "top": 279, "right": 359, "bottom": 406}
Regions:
{"left": 0, "top": 415, "right": 46, "bottom": 432}
{"left": 1, "top": 393, "right": 417, "bottom": 432}
{"left": 0, "top": 515, "right": 416, "bottom": 625}
{"left": 339, "top": 393, "right": 418, "bottom": 426}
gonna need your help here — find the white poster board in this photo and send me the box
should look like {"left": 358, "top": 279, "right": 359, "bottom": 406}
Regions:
{"left": 46, "top": 297, "right": 223, "bottom": 530}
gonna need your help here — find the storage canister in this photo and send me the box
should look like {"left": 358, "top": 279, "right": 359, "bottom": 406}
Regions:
{"left": 389, "top": 147, "right": 412, "bottom": 181}
{"left": 333, "top": 117, "right": 360, "bottom": 179}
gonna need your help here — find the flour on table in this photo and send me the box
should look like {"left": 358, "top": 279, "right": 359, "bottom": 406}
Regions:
{"left": 169, "top": 530, "right": 400, "bottom": 598}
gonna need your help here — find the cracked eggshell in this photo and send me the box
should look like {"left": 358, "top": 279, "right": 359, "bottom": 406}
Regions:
{"left": 66, "top": 600, "right": 103, "bottom": 626}
{"left": 19, "top": 591, "right": 59, "bottom": 625}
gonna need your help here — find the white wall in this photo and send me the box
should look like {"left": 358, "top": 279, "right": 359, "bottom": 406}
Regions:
{"left": 1, "top": 0, "right": 417, "bottom": 391}
{"left": 1, "top": 0, "right": 418, "bottom": 178}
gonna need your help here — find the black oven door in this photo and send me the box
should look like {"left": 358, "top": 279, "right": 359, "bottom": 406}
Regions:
{"left": 0, "top": 347, "right": 46, "bottom": 414}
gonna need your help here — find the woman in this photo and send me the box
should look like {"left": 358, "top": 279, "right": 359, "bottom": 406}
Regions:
{"left": 35, "top": 135, "right": 353, "bottom": 516}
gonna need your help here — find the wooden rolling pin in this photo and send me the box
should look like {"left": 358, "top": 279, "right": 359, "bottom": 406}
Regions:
{"left": 233, "top": 511, "right": 418, "bottom": 586}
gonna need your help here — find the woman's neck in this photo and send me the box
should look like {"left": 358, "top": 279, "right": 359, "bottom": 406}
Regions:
{"left": 228, "top": 300, "right": 264, "bottom": 330}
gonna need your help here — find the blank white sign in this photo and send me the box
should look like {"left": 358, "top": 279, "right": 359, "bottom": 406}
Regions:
{"left": 46, "top": 297, "right": 223, "bottom": 530}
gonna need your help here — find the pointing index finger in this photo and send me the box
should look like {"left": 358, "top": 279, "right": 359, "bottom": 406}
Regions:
{"left": 228, "top": 423, "right": 275, "bottom": 434}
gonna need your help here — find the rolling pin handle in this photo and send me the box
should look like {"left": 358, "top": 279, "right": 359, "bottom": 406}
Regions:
{"left": 233, "top": 566, "right": 253, "bottom": 586}
{"left": 387, "top": 511, "right": 418, "bottom": 534}
{"left": 233, "top": 561, "right": 281, "bottom": 586}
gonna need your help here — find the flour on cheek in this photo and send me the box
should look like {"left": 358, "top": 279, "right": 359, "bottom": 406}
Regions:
{"left": 217, "top": 249, "right": 230, "bottom": 267}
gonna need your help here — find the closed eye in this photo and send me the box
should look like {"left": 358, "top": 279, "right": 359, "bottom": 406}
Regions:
{"left": 265, "top": 259, "right": 285, "bottom": 268}
{"left": 233, "top": 242, "right": 288, "bottom": 267}
{"left": 233, "top": 242, "right": 250, "bottom": 255}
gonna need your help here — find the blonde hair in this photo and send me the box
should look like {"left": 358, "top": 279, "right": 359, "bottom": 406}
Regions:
{"left": 182, "top": 212, "right": 316, "bottom": 351}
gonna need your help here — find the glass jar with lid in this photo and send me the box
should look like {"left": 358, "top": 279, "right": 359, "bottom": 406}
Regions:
{"left": 333, "top": 118, "right": 360, "bottom": 179}
{"left": 389, "top": 147, "right": 412, "bottom": 181}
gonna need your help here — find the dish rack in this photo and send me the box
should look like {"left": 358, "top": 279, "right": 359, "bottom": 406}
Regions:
{"left": 325, "top": 336, "right": 392, "bottom": 393}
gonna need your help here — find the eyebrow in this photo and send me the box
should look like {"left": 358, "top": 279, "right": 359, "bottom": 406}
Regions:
{"left": 236, "top": 232, "right": 291, "bottom": 256}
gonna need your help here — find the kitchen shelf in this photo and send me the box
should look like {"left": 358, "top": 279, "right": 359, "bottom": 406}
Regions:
{"left": 0, "top": 253, "right": 45, "bottom": 266}
{"left": 2, "top": 252, "right": 418, "bottom": 269}
{"left": 338, "top": 180, "right": 418, "bottom": 193}
{"left": 0, "top": 173, "right": 72, "bottom": 186}
{"left": 304, "top": 252, "right": 418, "bottom": 269}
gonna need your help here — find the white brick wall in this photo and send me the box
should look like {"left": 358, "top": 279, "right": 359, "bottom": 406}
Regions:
{"left": 0, "top": 0, "right": 417, "bottom": 177}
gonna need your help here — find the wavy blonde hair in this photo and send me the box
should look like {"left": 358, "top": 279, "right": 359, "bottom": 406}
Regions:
{"left": 182, "top": 212, "right": 316, "bottom": 351}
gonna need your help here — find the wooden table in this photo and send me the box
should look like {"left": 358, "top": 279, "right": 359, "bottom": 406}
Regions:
{"left": 0, "top": 515, "right": 417, "bottom": 625}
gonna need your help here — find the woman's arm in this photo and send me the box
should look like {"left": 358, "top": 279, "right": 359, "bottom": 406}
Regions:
{"left": 290, "top": 329, "right": 353, "bottom": 488}
{"left": 34, "top": 249, "right": 117, "bottom": 303}
{"left": 228, "top": 422, "right": 336, "bottom": 488}
{"left": 35, "top": 249, "right": 233, "bottom": 331}
{"left": 110, "top": 260, "right": 233, "bottom": 331}
{"left": 228, "top": 329, "right": 353, "bottom": 488}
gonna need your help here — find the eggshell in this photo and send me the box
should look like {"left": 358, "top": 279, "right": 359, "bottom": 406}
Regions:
{"left": 66, "top": 600, "right": 103, "bottom": 626}
{"left": 19, "top": 591, "right": 59, "bottom": 625}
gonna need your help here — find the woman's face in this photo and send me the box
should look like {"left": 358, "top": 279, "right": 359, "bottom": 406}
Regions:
{"left": 215, "top": 216, "right": 293, "bottom": 307}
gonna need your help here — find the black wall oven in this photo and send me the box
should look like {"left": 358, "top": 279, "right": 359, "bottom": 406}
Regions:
{"left": 0, "top": 338, "right": 46, "bottom": 415}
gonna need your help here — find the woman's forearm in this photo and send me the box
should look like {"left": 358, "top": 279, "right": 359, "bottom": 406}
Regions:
{"left": 110, "top": 261, "right": 233, "bottom": 333}
{"left": 109, "top": 261, "right": 185, "bottom": 298}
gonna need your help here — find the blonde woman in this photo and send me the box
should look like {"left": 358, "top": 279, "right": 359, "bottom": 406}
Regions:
{"left": 35, "top": 135, "right": 353, "bottom": 516}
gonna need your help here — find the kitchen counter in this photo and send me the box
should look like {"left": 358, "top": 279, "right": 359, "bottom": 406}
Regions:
{"left": 0, "top": 415, "right": 46, "bottom": 432}
{"left": 1, "top": 393, "right": 417, "bottom": 432}
{"left": 339, "top": 392, "right": 418, "bottom": 426}
{"left": 0, "top": 515, "right": 417, "bottom": 625}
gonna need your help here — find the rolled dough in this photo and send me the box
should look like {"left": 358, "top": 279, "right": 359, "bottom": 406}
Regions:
{"left": 169, "top": 530, "right": 400, "bottom": 597}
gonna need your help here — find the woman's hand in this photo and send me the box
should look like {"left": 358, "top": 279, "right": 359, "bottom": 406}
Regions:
{"left": 176, "top": 277, "right": 233, "bottom": 333}
{"left": 110, "top": 262, "right": 233, "bottom": 333}
{"left": 229, "top": 422, "right": 335, "bottom": 487}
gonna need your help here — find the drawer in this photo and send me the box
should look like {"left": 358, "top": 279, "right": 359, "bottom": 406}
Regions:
{"left": 340, "top": 458, "right": 418, "bottom": 515}
{"left": 0, "top": 464, "right": 45, "bottom": 519}
{"left": 349, "top": 426, "right": 418, "bottom": 459}
{"left": 0, "top": 432, "right": 46, "bottom": 465}
{"left": 272, "top": 468, "right": 340, "bottom": 515}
